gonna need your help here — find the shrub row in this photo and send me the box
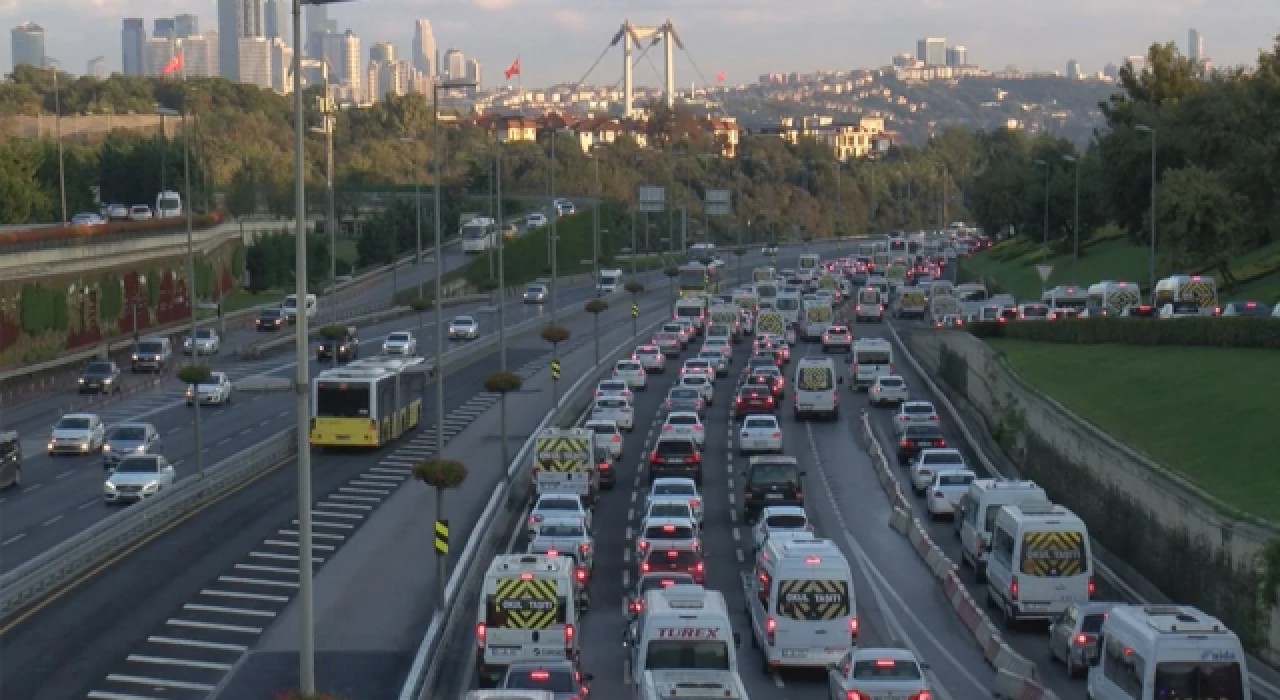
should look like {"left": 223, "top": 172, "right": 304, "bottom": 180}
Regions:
{"left": 968, "top": 317, "right": 1280, "bottom": 349}
{"left": 0, "top": 210, "right": 226, "bottom": 247}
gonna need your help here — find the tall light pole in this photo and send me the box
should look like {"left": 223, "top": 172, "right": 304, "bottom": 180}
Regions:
{"left": 399, "top": 136, "right": 425, "bottom": 298}
{"left": 591, "top": 146, "right": 602, "bottom": 295}
{"left": 1135, "top": 124, "right": 1157, "bottom": 299}
{"left": 1034, "top": 158, "right": 1050, "bottom": 259}
{"left": 548, "top": 129, "right": 560, "bottom": 323}
{"left": 46, "top": 60, "right": 68, "bottom": 226}
{"left": 494, "top": 137, "right": 511, "bottom": 475}
{"left": 1062, "top": 154, "right": 1081, "bottom": 286}
{"left": 308, "top": 59, "right": 336, "bottom": 296}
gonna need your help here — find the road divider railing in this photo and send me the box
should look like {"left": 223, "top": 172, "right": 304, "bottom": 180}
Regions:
{"left": 858, "top": 410, "right": 1059, "bottom": 700}
{"left": 0, "top": 299, "right": 609, "bottom": 626}
{"left": 397, "top": 315, "right": 665, "bottom": 700}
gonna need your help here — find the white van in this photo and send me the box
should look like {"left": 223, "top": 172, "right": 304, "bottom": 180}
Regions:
{"left": 986, "top": 503, "right": 1094, "bottom": 625}
{"left": 281, "top": 293, "right": 318, "bottom": 323}
{"left": 853, "top": 287, "right": 884, "bottom": 322}
{"left": 597, "top": 268, "right": 623, "bottom": 295}
{"left": 792, "top": 357, "right": 840, "bottom": 421}
{"left": 623, "top": 585, "right": 739, "bottom": 688}
{"left": 746, "top": 537, "right": 857, "bottom": 670}
{"left": 956, "top": 479, "right": 1048, "bottom": 582}
{"left": 850, "top": 338, "right": 893, "bottom": 391}
{"left": 799, "top": 300, "right": 834, "bottom": 341}
{"left": 155, "top": 190, "right": 182, "bottom": 218}
{"left": 1087, "top": 605, "right": 1250, "bottom": 700}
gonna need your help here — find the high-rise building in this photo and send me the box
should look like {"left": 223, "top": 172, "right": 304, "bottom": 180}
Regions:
{"left": 237, "top": 37, "right": 271, "bottom": 88}
{"left": 370, "top": 41, "right": 394, "bottom": 64}
{"left": 917, "top": 38, "right": 946, "bottom": 66}
{"left": 180, "top": 33, "right": 220, "bottom": 77}
{"left": 264, "top": 0, "right": 287, "bottom": 45}
{"left": 1188, "top": 28, "right": 1203, "bottom": 62}
{"left": 1066, "top": 59, "right": 1081, "bottom": 80}
{"left": 122, "top": 19, "right": 146, "bottom": 75}
{"left": 11, "top": 22, "right": 45, "bottom": 69}
{"left": 946, "top": 45, "right": 967, "bottom": 67}
{"left": 218, "top": 0, "right": 265, "bottom": 80}
{"left": 270, "top": 38, "right": 293, "bottom": 93}
{"left": 1124, "top": 55, "right": 1146, "bottom": 72}
{"left": 412, "top": 19, "right": 436, "bottom": 76}
{"left": 175, "top": 14, "right": 199, "bottom": 38}
{"left": 1103, "top": 62, "right": 1119, "bottom": 80}
{"left": 144, "top": 37, "right": 176, "bottom": 76}
{"left": 342, "top": 30, "right": 361, "bottom": 91}
{"left": 310, "top": 30, "right": 345, "bottom": 83}
{"left": 466, "top": 58, "right": 481, "bottom": 91}
{"left": 154, "top": 18, "right": 176, "bottom": 40}
{"left": 444, "top": 48, "right": 464, "bottom": 81}
{"left": 87, "top": 56, "right": 107, "bottom": 78}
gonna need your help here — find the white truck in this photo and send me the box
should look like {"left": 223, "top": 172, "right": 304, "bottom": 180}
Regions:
{"left": 597, "top": 268, "right": 624, "bottom": 295}
{"left": 895, "top": 287, "right": 928, "bottom": 320}
{"left": 532, "top": 428, "right": 597, "bottom": 506}
{"left": 461, "top": 217, "right": 499, "bottom": 253}
{"left": 850, "top": 338, "right": 893, "bottom": 391}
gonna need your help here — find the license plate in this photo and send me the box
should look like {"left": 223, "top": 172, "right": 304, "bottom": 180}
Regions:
{"left": 488, "top": 646, "right": 521, "bottom": 657}
{"left": 798, "top": 404, "right": 814, "bottom": 410}
{"left": 781, "top": 649, "right": 807, "bottom": 658}
{"left": 766, "top": 493, "right": 784, "bottom": 500}
{"left": 666, "top": 458, "right": 684, "bottom": 464}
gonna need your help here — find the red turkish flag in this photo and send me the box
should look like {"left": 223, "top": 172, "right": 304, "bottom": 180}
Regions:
{"left": 161, "top": 52, "right": 184, "bottom": 76}
{"left": 716, "top": 71, "right": 725, "bottom": 83}
{"left": 504, "top": 57, "right": 521, "bottom": 80}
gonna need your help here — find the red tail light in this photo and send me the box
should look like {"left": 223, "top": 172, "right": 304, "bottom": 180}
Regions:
{"left": 694, "top": 561, "right": 704, "bottom": 573}
{"left": 598, "top": 461, "right": 610, "bottom": 470}
{"left": 900, "top": 438, "right": 910, "bottom": 447}
{"left": 736, "top": 397, "right": 743, "bottom": 404}
{"left": 641, "top": 561, "right": 650, "bottom": 572}
{"left": 1088, "top": 576, "right": 1096, "bottom": 597}
{"left": 638, "top": 539, "right": 649, "bottom": 551}
{"left": 476, "top": 622, "right": 486, "bottom": 646}
{"left": 578, "top": 542, "right": 590, "bottom": 553}
{"left": 689, "top": 499, "right": 700, "bottom": 508}
{"left": 933, "top": 439, "right": 946, "bottom": 447}
{"left": 663, "top": 425, "right": 672, "bottom": 431}
{"left": 765, "top": 397, "right": 774, "bottom": 405}
{"left": 531, "top": 670, "right": 550, "bottom": 680}
{"left": 909, "top": 692, "right": 932, "bottom": 700}
{"left": 889, "top": 363, "right": 894, "bottom": 373}
{"left": 684, "top": 455, "right": 698, "bottom": 464}
{"left": 649, "top": 452, "right": 661, "bottom": 464}
{"left": 772, "top": 432, "right": 781, "bottom": 439}
{"left": 766, "top": 616, "right": 776, "bottom": 645}
{"left": 1010, "top": 576, "right": 1019, "bottom": 601}
{"left": 849, "top": 616, "right": 859, "bottom": 643}
{"left": 564, "top": 623, "right": 575, "bottom": 647}
{"left": 612, "top": 435, "right": 620, "bottom": 443}
{"left": 1076, "top": 633, "right": 1090, "bottom": 645}
{"left": 575, "top": 567, "right": 587, "bottom": 582}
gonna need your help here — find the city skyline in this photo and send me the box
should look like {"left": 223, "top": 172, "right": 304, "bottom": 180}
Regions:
{"left": 2, "top": 1, "right": 1276, "bottom": 84}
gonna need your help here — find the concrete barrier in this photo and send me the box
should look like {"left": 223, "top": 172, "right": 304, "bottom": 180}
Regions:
{"left": 991, "top": 668, "right": 1059, "bottom": 700}
{"left": 889, "top": 507, "right": 912, "bottom": 535}
{"left": 993, "top": 643, "right": 1040, "bottom": 681}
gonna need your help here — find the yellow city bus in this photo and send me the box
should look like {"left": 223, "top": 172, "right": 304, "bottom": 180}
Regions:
{"left": 310, "top": 356, "right": 428, "bottom": 449}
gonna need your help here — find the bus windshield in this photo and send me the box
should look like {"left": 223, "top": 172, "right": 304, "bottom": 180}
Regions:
{"left": 645, "top": 640, "right": 731, "bottom": 671}
{"left": 1154, "top": 661, "right": 1244, "bottom": 700}
{"left": 678, "top": 266, "right": 708, "bottom": 290}
{"left": 316, "top": 385, "right": 370, "bottom": 417}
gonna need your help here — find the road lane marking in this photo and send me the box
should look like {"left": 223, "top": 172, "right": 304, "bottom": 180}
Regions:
{"left": 279, "top": 529, "right": 345, "bottom": 540}
{"left": 79, "top": 499, "right": 98, "bottom": 510}
{"left": 104, "top": 674, "right": 214, "bottom": 692}
{"left": 22, "top": 484, "right": 41, "bottom": 493}
{"left": 183, "top": 603, "right": 276, "bottom": 618}
{"left": 217, "top": 575, "right": 298, "bottom": 589}
{"left": 56, "top": 470, "right": 74, "bottom": 480}
{"left": 42, "top": 515, "right": 64, "bottom": 526}
{"left": 125, "top": 654, "right": 234, "bottom": 671}
{"left": 147, "top": 635, "right": 248, "bottom": 652}
{"left": 200, "top": 589, "right": 288, "bottom": 603}
{"left": 2, "top": 533, "right": 26, "bottom": 546}
{"left": 166, "top": 618, "right": 263, "bottom": 634}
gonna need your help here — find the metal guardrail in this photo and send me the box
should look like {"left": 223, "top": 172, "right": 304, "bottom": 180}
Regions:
{"left": 398, "top": 316, "right": 663, "bottom": 700}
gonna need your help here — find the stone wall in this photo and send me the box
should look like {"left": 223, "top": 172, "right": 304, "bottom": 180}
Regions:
{"left": 905, "top": 329, "right": 1280, "bottom": 663}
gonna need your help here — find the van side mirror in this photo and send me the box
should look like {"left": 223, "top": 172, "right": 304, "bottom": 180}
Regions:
{"left": 733, "top": 632, "right": 741, "bottom": 648}
{"left": 800, "top": 471, "right": 808, "bottom": 477}
{"left": 838, "top": 376, "right": 844, "bottom": 384}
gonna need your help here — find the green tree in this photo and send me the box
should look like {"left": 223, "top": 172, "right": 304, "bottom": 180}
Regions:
{"left": 1154, "top": 166, "right": 1245, "bottom": 284}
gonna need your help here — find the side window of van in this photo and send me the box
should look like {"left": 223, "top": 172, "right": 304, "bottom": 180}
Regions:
{"left": 960, "top": 495, "right": 978, "bottom": 526}
{"left": 0, "top": 435, "right": 18, "bottom": 461}
{"left": 1102, "top": 635, "right": 1144, "bottom": 699}
{"left": 991, "top": 527, "right": 1015, "bottom": 568}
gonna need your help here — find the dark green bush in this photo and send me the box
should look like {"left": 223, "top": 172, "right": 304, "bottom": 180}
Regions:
{"left": 969, "top": 317, "right": 1280, "bottom": 349}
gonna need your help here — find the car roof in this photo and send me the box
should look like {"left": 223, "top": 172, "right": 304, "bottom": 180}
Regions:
{"left": 666, "top": 411, "right": 699, "bottom": 420}
{"left": 651, "top": 477, "right": 697, "bottom": 487}
{"left": 850, "top": 647, "right": 919, "bottom": 663}
{"left": 537, "top": 516, "right": 589, "bottom": 527}
{"left": 760, "top": 505, "right": 807, "bottom": 518}
{"left": 61, "top": 413, "right": 98, "bottom": 420}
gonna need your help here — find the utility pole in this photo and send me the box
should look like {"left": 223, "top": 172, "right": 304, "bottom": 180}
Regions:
{"left": 592, "top": 152, "right": 600, "bottom": 294}
{"left": 549, "top": 131, "right": 558, "bottom": 323}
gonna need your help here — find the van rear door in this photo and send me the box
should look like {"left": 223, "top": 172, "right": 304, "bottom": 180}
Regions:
{"left": 774, "top": 576, "right": 851, "bottom": 655}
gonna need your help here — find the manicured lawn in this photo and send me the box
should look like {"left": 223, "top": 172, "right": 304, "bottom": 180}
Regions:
{"left": 987, "top": 339, "right": 1280, "bottom": 521}
{"left": 960, "top": 238, "right": 1151, "bottom": 301}
{"left": 220, "top": 289, "right": 282, "bottom": 314}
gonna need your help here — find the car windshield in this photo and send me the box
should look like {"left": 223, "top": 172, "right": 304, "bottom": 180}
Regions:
{"left": 670, "top": 389, "right": 698, "bottom": 400}
{"left": 115, "top": 457, "right": 160, "bottom": 474}
{"left": 686, "top": 362, "right": 710, "bottom": 369}
{"left": 539, "top": 524, "right": 585, "bottom": 538}
{"left": 640, "top": 574, "right": 694, "bottom": 593}
{"left": 653, "top": 483, "right": 695, "bottom": 496}
{"left": 741, "top": 388, "right": 770, "bottom": 399}
{"left": 853, "top": 659, "right": 922, "bottom": 680}
{"left": 452, "top": 318, "right": 474, "bottom": 325}
{"left": 1021, "top": 305, "right": 1049, "bottom": 317}
{"left": 750, "top": 463, "right": 800, "bottom": 483}
{"left": 1081, "top": 613, "right": 1107, "bottom": 634}
{"left": 648, "top": 548, "right": 701, "bottom": 567}
{"left": 538, "top": 499, "right": 579, "bottom": 511}
{"left": 682, "top": 377, "right": 707, "bottom": 386}
{"left": 904, "top": 404, "right": 934, "bottom": 414}
{"left": 649, "top": 503, "right": 692, "bottom": 518}
{"left": 667, "top": 415, "right": 697, "bottom": 426}
{"left": 526, "top": 286, "right": 544, "bottom": 293}
{"left": 765, "top": 514, "right": 807, "bottom": 529}
{"left": 600, "top": 382, "right": 628, "bottom": 391}
{"left": 878, "top": 378, "right": 904, "bottom": 387}
{"left": 656, "top": 440, "right": 695, "bottom": 455}
{"left": 744, "top": 417, "right": 777, "bottom": 429}
{"left": 906, "top": 425, "right": 943, "bottom": 438}
{"left": 109, "top": 426, "right": 146, "bottom": 441}
{"left": 137, "top": 341, "right": 164, "bottom": 353}
{"left": 751, "top": 368, "right": 780, "bottom": 378}
{"left": 645, "top": 524, "right": 695, "bottom": 539}
{"left": 261, "top": 309, "right": 282, "bottom": 318}
{"left": 57, "top": 417, "right": 91, "bottom": 430}
{"left": 618, "top": 362, "right": 642, "bottom": 371}
{"left": 698, "top": 353, "right": 721, "bottom": 361}
{"left": 589, "top": 424, "right": 616, "bottom": 436}
{"left": 597, "top": 399, "right": 626, "bottom": 409}
{"left": 924, "top": 452, "right": 964, "bottom": 465}
{"left": 938, "top": 473, "right": 974, "bottom": 487}
{"left": 388, "top": 333, "right": 410, "bottom": 342}
{"left": 85, "top": 362, "right": 113, "bottom": 374}
{"left": 504, "top": 668, "right": 576, "bottom": 693}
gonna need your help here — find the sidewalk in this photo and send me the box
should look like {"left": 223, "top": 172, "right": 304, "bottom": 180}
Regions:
{"left": 211, "top": 302, "right": 656, "bottom": 700}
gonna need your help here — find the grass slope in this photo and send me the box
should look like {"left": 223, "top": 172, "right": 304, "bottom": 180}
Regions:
{"left": 988, "top": 339, "right": 1280, "bottom": 521}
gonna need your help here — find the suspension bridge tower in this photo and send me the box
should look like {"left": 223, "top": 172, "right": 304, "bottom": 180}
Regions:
{"left": 612, "top": 19, "right": 683, "bottom": 118}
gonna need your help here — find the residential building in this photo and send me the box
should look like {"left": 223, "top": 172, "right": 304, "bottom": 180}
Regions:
{"left": 917, "top": 37, "right": 946, "bottom": 66}
{"left": 706, "top": 116, "right": 740, "bottom": 158}
{"left": 444, "top": 48, "right": 464, "bottom": 81}
{"left": 368, "top": 58, "right": 416, "bottom": 101}
{"left": 175, "top": 14, "right": 199, "bottom": 39}
{"left": 573, "top": 115, "right": 622, "bottom": 152}
{"left": 155, "top": 18, "right": 176, "bottom": 41}
{"left": 370, "top": 40, "right": 394, "bottom": 64}
{"left": 466, "top": 58, "right": 482, "bottom": 91}
{"left": 144, "top": 37, "right": 176, "bottom": 76}
{"left": 122, "top": 19, "right": 146, "bottom": 75}
{"left": 87, "top": 56, "right": 107, "bottom": 78}
{"left": 270, "top": 38, "right": 292, "bottom": 93}
{"left": 180, "top": 33, "right": 219, "bottom": 78}
{"left": 1188, "top": 28, "right": 1203, "bottom": 62}
{"left": 237, "top": 37, "right": 271, "bottom": 88}
{"left": 11, "top": 22, "right": 45, "bottom": 69}
{"left": 486, "top": 114, "right": 538, "bottom": 143}
{"left": 946, "top": 45, "right": 967, "bottom": 67}
{"left": 1066, "top": 59, "right": 1081, "bottom": 80}
{"left": 773, "top": 115, "right": 882, "bottom": 161}
{"left": 218, "top": 0, "right": 265, "bottom": 80}
{"left": 413, "top": 19, "right": 436, "bottom": 76}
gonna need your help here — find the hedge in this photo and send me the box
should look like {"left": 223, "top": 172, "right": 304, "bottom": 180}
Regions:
{"left": 0, "top": 210, "right": 226, "bottom": 247}
{"left": 967, "top": 317, "right": 1280, "bottom": 349}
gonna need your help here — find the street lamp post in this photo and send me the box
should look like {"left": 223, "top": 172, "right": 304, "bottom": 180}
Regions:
{"left": 1062, "top": 154, "right": 1081, "bottom": 285}
{"left": 591, "top": 147, "right": 602, "bottom": 296}
{"left": 46, "top": 60, "right": 68, "bottom": 226}
{"left": 1034, "top": 158, "right": 1050, "bottom": 259}
{"left": 307, "top": 60, "right": 336, "bottom": 297}
{"left": 548, "top": 130, "right": 560, "bottom": 323}
{"left": 1135, "top": 124, "right": 1157, "bottom": 298}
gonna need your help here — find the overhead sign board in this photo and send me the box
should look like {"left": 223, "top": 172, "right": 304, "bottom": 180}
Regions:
{"left": 638, "top": 186, "right": 666, "bottom": 213}
{"left": 705, "top": 189, "right": 731, "bottom": 216}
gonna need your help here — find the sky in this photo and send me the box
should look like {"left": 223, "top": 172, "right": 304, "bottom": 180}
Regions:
{"left": 2, "top": 0, "right": 1277, "bottom": 87}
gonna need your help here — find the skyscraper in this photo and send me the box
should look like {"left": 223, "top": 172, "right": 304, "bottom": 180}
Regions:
{"left": 175, "top": 14, "right": 199, "bottom": 39}
{"left": 144, "top": 37, "right": 176, "bottom": 76}
{"left": 238, "top": 37, "right": 271, "bottom": 88}
{"left": 87, "top": 56, "right": 107, "bottom": 78}
{"left": 219, "top": 0, "right": 265, "bottom": 80}
{"left": 917, "top": 38, "right": 946, "bottom": 66}
{"left": 270, "top": 38, "right": 293, "bottom": 93}
{"left": 466, "top": 58, "right": 481, "bottom": 91}
{"left": 154, "top": 18, "right": 176, "bottom": 41}
{"left": 1066, "top": 59, "right": 1081, "bottom": 80}
{"left": 342, "top": 30, "right": 361, "bottom": 91}
{"left": 264, "top": 0, "right": 287, "bottom": 46}
{"left": 180, "top": 33, "right": 220, "bottom": 77}
{"left": 444, "top": 48, "right": 464, "bottom": 81}
{"left": 305, "top": 5, "right": 337, "bottom": 56}
{"left": 1188, "top": 28, "right": 1203, "bottom": 62}
{"left": 370, "top": 40, "right": 394, "bottom": 64}
{"left": 122, "top": 19, "right": 146, "bottom": 75}
{"left": 412, "top": 19, "right": 436, "bottom": 76}
{"left": 11, "top": 22, "right": 45, "bottom": 69}
{"left": 946, "top": 45, "right": 967, "bottom": 67}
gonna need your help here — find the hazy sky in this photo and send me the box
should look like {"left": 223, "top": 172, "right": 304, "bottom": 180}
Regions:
{"left": 3, "top": 0, "right": 1277, "bottom": 86}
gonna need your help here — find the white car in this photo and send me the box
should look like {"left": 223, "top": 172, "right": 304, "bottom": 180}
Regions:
{"left": 523, "top": 283, "right": 548, "bottom": 303}
{"left": 737, "top": 414, "right": 782, "bottom": 455}
{"left": 612, "top": 359, "right": 648, "bottom": 390}
{"left": 910, "top": 448, "right": 967, "bottom": 494}
{"left": 635, "top": 516, "right": 700, "bottom": 564}
{"left": 128, "top": 204, "right": 153, "bottom": 221}
{"left": 695, "top": 350, "right": 729, "bottom": 377}
{"left": 869, "top": 375, "right": 909, "bottom": 406}
{"left": 751, "top": 505, "right": 812, "bottom": 551}
{"left": 591, "top": 396, "right": 634, "bottom": 431}
{"left": 701, "top": 338, "right": 733, "bottom": 359}
{"left": 762, "top": 245, "right": 778, "bottom": 255}
{"left": 661, "top": 411, "right": 705, "bottom": 448}
{"left": 681, "top": 359, "right": 716, "bottom": 382}
{"left": 829, "top": 648, "right": 931, "bottom": 700}
{"left": 595, "top": 379, "right": 633, "bottom": 402}
{"left": 633, "top": 345, "right": 667, "bottom": 373}
{"left": 585, "top": 419, "right": 623, "bottom": 460}
{"left": 183, "top": 329, "right": 220, "bottom": 355}
{"left": 662, "top": 321, "right": 692, "bottom": 348}
{"left": 382, "top": 331, "right": 417, "bottom": 355}
{"left": 677, "top": 374, "right": 714, "bottom": 405}
{"left": 926, "top": 469, "right": 977, "bottom": 520}
{"left": 641, "top": 497, "right": 698, "bottom": 529}
{"left": 186, "top": 371, "right": 233, "bottom": 406}
{"left": 103, "top": 454, "right": 176, "bottom": 504}
{"left": 646, "top": 477, "right": 703, "bottom": 525}
{"left": 48, "top": 413, "right": 106, "bottom": 455}
{"left": 1159, "top": 301, "right": 1202, "bottom": 319}
{"left": 527, "top": 492, "right": 591, "bottom": 537}
{"left": 526, "top": 212, "right": 549, "bottom": 228}
{"left": 894, "top": 400, "right": 939, "bottom": 435}
{"left": 447, "top": 316, "right": 479, "bottom": 340}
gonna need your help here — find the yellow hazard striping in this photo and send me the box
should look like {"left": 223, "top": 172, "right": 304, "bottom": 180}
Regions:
{"left": 776, "top": 579, "right": 850, "bottom": 620}
{"left": 535, "top": 437, "right": 590, "bottom": 470}
{"left": 492, "top": 577, "right": 562, "bottom": 629}
{"left": 1019, "top": 531, "right": 1085, "bottom": 577}
{"left": 1180, "top": 280, "right": 1216, "bottom": 308}
{"left": 799, "top": 366, "right": 832, "bottom": 390}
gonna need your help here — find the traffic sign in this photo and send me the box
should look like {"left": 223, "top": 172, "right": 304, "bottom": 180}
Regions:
{"left": 638, "top": 185, "right": 666, "bottom": 213}
{"left": 551, "top": 360, "right": 562, "bottom": 381}
{"left": 434, "top": 519, "right": 449, "bottom": 555}
{"left": 631, "top": 303, "right": 639, "bottom": 318}
{"left": 705, "top": 189, "right": 731, "bottom": 216}
{"left": 1035, "top": 264, "right": 1054, "bottom": 284}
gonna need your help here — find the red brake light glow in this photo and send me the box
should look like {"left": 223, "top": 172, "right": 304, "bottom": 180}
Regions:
{"left": 520, "top": 572, "right": 534, "bottom": 580}
{"left": 531, "top": 670, "right": 550, "bottom": 681}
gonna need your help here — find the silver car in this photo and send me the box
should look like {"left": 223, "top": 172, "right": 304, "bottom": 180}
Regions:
{"left": 183, "top": 329, "right": 220, "bottom": 355}
{"left": 1048, "top": 602, "right": 1114, "bottom": 677}
{"left": 696, "top": 350, "right": 729, "bottom": 377}
{"left": 102, "top": 422, "right": 163, "bottom": 469}
{"left": 382, "top": 331, "right": 417, "bottom": 355}
{"left": 662, "top": 387, "right": 705, "bottom": 417}
{"left": 447, "top": 315, "right": 479, "bottom": 340}
{"left": 104, "top": 454, "right": 175, "bottom": 504}
{"left": 523, "top": 284, "right": 548, "bottom": 303}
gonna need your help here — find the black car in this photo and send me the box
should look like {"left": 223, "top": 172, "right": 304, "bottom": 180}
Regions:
{"left": 626, "top": 572, "right": 696, "bottom": 618}
{"left": 256, "top": 308, "right": 286, "bottom": 331}
{"left": 317, "top": 327, "right": 359, "bottom": 361}
{"left": 1121, "top": 305, "right": 1158, "bottom": 318}
{"left": 648, "top": 438, "right": 702, "bottom": 485}
{"left": 79, "top": 361, "right": 121, "bottom": 394}
{"left": 594, "top": 445, "right": 615, "bottom": 490}
{"left": 898, "top": 424, "right": 947, "bottom": 466}
{"left": 741, "top": 455, "right": 804, "bottom": 524}
{"left": 1221, "top": 300, "right": 1271, "bottom": 317}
